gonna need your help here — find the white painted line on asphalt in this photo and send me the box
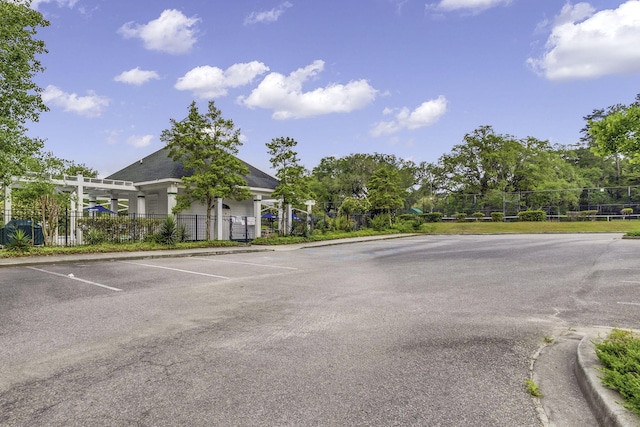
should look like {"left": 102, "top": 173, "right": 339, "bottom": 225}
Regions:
{"left": 618, "top": 302, "right": 640, "bottom": 306}
{"left": 119, "top": 261, "right": 229, "bottom": 279}
{"left": 621, "top": 281, "right": 640, "bottom": 284}
{"left": 191, "top": 257, "right": 298, "bottom": 270}
{"left": 27, "top": 267, "right": 123, "bottom": 292}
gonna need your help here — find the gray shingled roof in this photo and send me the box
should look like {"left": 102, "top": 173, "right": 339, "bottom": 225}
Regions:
{"left": 107, "top": 148, "right": 279, "bottom": 190}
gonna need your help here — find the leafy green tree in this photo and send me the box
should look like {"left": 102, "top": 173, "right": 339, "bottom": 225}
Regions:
{"left": 430, "top": 126, "right": 584, "bottom": 213}
{"left": 160, "top": 101, "right": 251, "bottom": 240}
{"left": 580, "top": 95, "right": 640, "bottom": 184}
{"left": 0, "top": 0, "right": 49, "bottom": 188}
{"left": 11, "top": 152, "right": 91, "bottom": 245}
{"left": 367, "top": 166, "right": 405, "bottom": 226}
{"left": 266, "top": 136, "right": 312, "bottom": 234}
{"left": 589, "top": 100, "right": 640, "bottom": 162}
{"left": 310, "top": 153, "right": 417, "bottom": 212}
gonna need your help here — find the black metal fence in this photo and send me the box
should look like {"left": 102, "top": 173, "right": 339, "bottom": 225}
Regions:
{"left": 0, "top": 209, "right": 260, "bottom": 246}
{"left": 424, "top": 185, "right": 640, "bottom": 218}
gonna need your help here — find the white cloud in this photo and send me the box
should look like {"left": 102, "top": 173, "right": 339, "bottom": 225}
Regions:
{"left": 244, "top": 2, "right": 293, "bottom": 25}
{"left": 31, "top": 0, "right": 78, "bottom": 9}
{"left": 370, "top": 96, "right": 448, "bottom": 137}
{"left": 126, "top": 135, "right": 154, "bottom": 148}
{"left": 528, "top": 1, "right": 640, "bottom": 80}
{"left": 175, "top": 61, "right": 270, "bottom": 98}
{"left": 114, "top": 67, "right": 160, "bottom": 86}
{"left": 42, "top": 85, "right": 109, "bottom": 117}
{"left": 118, "top": 9, "right": 200, "bottom": 54}
{"left": 239, "top": 60, "right": 378, "bottom": 119}
{"left": 427, "top": 0, "right": 512, "bottom": 13}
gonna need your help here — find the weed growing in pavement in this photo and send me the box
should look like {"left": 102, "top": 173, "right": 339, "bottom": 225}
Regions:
{"left": 544, "top": 336, "right": 554, "bottom": 344}
{"left": 595, "top": 328, "right": 640, "bottom": 417}
{"left": 524, "top": 379, "right": 542, "bottom": 397}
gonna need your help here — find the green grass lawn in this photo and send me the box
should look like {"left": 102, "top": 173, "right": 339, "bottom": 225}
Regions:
{"left": 428, "top": 220, "right": 640, "bottom": 234}
{"left": 596, "top": 329, "right": 640, "bottom": 418}
{"left": 1, "top": 220, "right": 639, "bottom": 258}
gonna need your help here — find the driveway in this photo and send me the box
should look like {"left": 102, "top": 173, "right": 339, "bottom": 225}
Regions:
{"left": 1, "top": 234, "right": 637, "bottom": 426}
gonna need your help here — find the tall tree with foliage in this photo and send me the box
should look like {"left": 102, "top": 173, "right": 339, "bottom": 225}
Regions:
{"left": 12, "top": 153, "right": 96, "bottom": 245}
{"left": 0, "top": 0, "right": 49, "bottom": 188}
{"left": 581, "top": 94, "right": 640, "bottom": 183}
{"left": 266, "top": 136, "right": 312, "bottom": 235}
{"left": 160, "top": 101, "right": 251, "bottom": 240}
{"left": 429, "top": 126, "right": 584, "bottom": 213}
{"left": 367, "top": 166, "right": 405, "bottom": 226}
{"left": 589, "top": 97, "right": 640, "bottom": 162}
{"left": 310, "top": 153, "right": 417, "bottom": 212}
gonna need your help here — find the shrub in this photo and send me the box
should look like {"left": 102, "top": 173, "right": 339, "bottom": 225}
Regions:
{"left": 422, "top": 212, "right": 443, "bottom": 223}
{"left": 370, "top": 213, "right": 390, "bottom": 231}
{"left": 621, "top": 208, "right": 634, "bottom": 218}
{"left": 491, "top": 212, "right": 504, "bottom": 222}
{"left": 578, "top": 210, "right": 598, "bottom": 221}
{"left": 333, "top": 215, "right": 355, "bottom": 232}
{"left": 156, "top": 215, "right": 177, "bottom": 246}
{"left": 397, "top": 214, "right": 423, "bottom": 230}
{"left": 5, "top": 229, "right": 32, "bottom": 252}
{"left": 84, "top": 229, "right": 107, "bottom": 245}
{"left": 454, "top": 213, "right": 467, "bottom": 222}
{"left": 596, "top": 329, "right": 640, "bottom": 417}
{"left": 472, "top": 212, "right": 485, "bottom": 221}
{"left": 517, "top": 210, "right": 546, "bottom": 222}
{"left": 177, "top": 222, "right": 190, "bottom": 242}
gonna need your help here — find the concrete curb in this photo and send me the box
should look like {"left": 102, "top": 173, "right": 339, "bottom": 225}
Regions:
{"left": 0, "top": 234, "right": 418, "bottom": 267}
{"left": 575, "top": 329, "right": 640, "bottom": 427}
{"left": 0, "top": 247, "right": 273, "bottom": 268}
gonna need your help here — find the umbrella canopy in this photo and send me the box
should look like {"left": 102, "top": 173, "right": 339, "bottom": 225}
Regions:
{"left": 261, "top": 212, "right": 277, "bottom": 219}
{"left": 84, "top": 205, "right": 114, "bottom": 214}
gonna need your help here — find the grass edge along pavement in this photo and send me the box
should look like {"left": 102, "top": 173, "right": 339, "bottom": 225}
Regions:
{"left": 595, "top": 329, "right": 640, "bottom": 419}
{"left": 2, "top": 220, "right": 640, "bottom": 258}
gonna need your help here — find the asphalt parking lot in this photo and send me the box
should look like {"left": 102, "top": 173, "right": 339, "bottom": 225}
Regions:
{"left": 1, "top": 234, "right": 639, "bottom": 426}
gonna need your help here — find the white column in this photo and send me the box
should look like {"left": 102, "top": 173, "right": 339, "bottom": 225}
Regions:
{"left": 76, "top": 173, "right": 84, "bottom": 244}
{"left": 253, "top": 195, "right": 262, "bottom": 238}
{"left": 215, "top": 197, "right": 223, "bottom": 240}
{"left": 3, "top": 184, "right": 12, "bottom": 221}
{"left": 167, "top": 184, "right": 178, "bottom": 214}
{"left": 285, "top": 204, "right": 293, "bottom": 235}
{"left": 110, "top": 195, "right": 118, "bottom": 216}
{"left": 70, "top": 196, "right": 76, "bottom": 244}
{"left": 277, "top": 200, "right": 284, "bottom": 235}
{"left": 136, "top": 192, "right": 146, "bottom": 215}
{"left": 305, "top": 200, "right": 315, "bottom": 229}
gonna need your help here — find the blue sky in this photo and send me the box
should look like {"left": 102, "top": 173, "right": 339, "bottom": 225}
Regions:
{"left": 27, "top": 0, "right": 640, "bottom": 178}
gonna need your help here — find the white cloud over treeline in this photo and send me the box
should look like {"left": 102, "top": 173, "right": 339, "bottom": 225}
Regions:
{"left": 239, "top": 60, "right": 378, "bottom": 119}
{"left": 529, "top": 1, "right": 640, "bottom": 80}
{"left": 370, "top": 96, "right": 448, "bottom": 136}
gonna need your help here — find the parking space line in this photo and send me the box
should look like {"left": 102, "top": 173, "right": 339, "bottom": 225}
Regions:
{"left": 621, "top": 281, "right": 640, "bottom": 284}
{"left": 618, "top": 302, "right": 640, "bottom": 306}
{"left": 191, "top": 257, "right": 298, "bottom": 270}
{"left": 119, "top": 261, "right": 229, "bottom": 279}
{"left": 27, "top": 267, "right": 123, "bottom": 292}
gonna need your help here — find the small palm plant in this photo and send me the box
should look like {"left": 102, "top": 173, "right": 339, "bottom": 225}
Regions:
{"left": 5, "top": 229, "right": 32, "bottom": 252}
{"left": 156, "top": 215, "right": 178, "bottom": 246}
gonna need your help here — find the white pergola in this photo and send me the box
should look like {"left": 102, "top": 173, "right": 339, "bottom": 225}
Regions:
{"left": 3, "top": 173, "right": 138, "bottom": 243}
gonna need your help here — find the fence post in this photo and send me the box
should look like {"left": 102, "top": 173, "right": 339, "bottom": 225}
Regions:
{"left": 195, "top": 215, "right": 198, "bottom": 241}
{"left": 132, "top": 212, "right": 137, "bottom": 243}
